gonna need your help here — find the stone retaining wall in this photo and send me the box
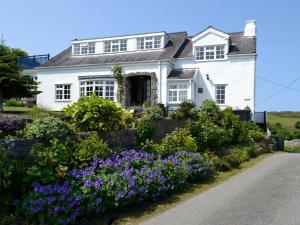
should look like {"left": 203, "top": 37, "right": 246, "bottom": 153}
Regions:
{"left": 1, "top": 119, "right": 186, "bottom": 158}
{"left": 285, "top": 139, "right": 300, "bottom": 147}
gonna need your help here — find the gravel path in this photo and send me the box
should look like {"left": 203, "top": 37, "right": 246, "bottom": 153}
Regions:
{"left": 141, "top": 153, "right": 300, "bottom": 225}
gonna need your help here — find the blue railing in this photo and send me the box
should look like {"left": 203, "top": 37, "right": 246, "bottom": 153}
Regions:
{"left": 18, "top": 54, "right": 50, "bottom": 69}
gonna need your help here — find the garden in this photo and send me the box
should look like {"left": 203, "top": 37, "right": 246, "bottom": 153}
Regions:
{"left": 0, "top": 95, "right": 274, "bottom": 225}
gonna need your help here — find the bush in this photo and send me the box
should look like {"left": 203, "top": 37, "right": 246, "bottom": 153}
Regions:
{"left": 0, "top": 147, "right": 14, "bottom": 206}
{"left": 75, "top": 133, "right": 112, "bottom": 167}
{"left": 155, "top": 128, "right": 197, "bottom": 157}
{"left": 24, "top": 139, "right": 76, "bottom": 184}
{"left": 4, "top": 98, "right": 25, "bottom": 107}
{"left": 197, "top": 100, "right": 221, "bottom": 124}
{"left": 295, "top": 121, "right": 300, "bottom": 129}
{"left": 64, "top": 94, "right": 131, "bottom": 133}
{"left": 217, "top": 147, "right": 250, "bottom": 171}
{"left": 22, "top": 117, "right": 74, "bottom": 142}
{"left": 21, "top": 150, "right": 211, "bottom": 225}
{"left": 188, "top": 120, "right": 227, "bottom": 153}
{"left": 29, "top": 106, "right": 62, "bottom": 120}
{"left": 171, "top": 100, "right": 196, "bottom": 121}
{"left": 136, "top": 117, "right": 155, "bottom": 143}
{"left": 268, "top": 123, "right": 295, "bottom": 140}
{"left": 142, "top": 105, "right": 164, "bottom": 120}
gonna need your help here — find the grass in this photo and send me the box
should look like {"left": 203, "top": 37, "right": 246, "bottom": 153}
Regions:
{"left": 94, "top": 152, "right": 277, "bottom": 225}
{"left": 2, "top": 106, "right": 33, "bottom": 114}
{"left": 285, "top": 145, "right": 300, "bottom": 152}
{"left": 268, "top": 111, "right": 300, "bottom": 131}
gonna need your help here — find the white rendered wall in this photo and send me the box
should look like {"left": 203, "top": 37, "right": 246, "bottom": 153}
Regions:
{"left": 173, "top": 55, "right": 256, "bottom": 113}
{"left": 36, "top": 62, "right": 166, "bottom": 111}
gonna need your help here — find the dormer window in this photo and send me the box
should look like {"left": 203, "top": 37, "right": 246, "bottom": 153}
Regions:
{"left": 104, "top": 39, "right": 127, "bottom": 53}
{"left": 195, "top": 45, "right": 225, "bottom": 60}
{"left": 137, "top": 36, "right": 161, "bottom": 50}
{"left": 73, "top": 42, "right": 95, "bottom": 55}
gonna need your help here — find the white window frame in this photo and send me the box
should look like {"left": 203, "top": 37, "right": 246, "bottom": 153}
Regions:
{"left": 80, "top": 79, "right": 115, "bottom": 101}
{"left": 137, "top": 36, "right": 162, "bottom": 50}
{"left": 73, "top": 42, "right": 96, "bottom": 55}
{"left": 168, "top": 83, "right": 189, "bottom": 103}
{"left": 104, "top": 39, "right": 127, "bottom": 53}
{"left": 215, "top": 84, "right": 226, "bottom": 105}
{"left": 55, "top": 84, "right": 71, "bottom": 101}
{"left": 195, "top": 45, "right": 225, "bottom": 61}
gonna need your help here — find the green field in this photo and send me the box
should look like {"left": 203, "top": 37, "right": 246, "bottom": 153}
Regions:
{"left": 268, "top": 111, "right": 300, "bottom": 131}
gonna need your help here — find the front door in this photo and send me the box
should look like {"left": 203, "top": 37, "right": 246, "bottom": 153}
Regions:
{"left": 129, "top": 76, "right": 151, "bottom": 106}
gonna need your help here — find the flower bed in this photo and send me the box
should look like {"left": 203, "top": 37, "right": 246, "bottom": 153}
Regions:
{"left": 22, "top": 150, "right": 211, "bottom": 225}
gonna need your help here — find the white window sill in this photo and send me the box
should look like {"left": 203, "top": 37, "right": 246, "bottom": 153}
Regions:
{"left": 195, "top": 58, "right": 227, "bottom": 62}
{"left": 55, "top": 100, "right": 72, "bottom": 102}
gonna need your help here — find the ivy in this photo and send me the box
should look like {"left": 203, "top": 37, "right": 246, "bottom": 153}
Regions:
{"left": 112, "top": 65, "right": 124, "bottom": 104}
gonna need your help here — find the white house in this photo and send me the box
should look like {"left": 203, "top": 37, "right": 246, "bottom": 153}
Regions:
{"left": 35, "top": 20, "right": 257, "bottom": 115}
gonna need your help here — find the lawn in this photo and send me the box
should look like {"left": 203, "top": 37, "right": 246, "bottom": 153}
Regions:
{"left": 268, "top": 111, "right": 300, "bottom": 131}
{"left": 2, "top": 106, "right": 33, "bottom": 114}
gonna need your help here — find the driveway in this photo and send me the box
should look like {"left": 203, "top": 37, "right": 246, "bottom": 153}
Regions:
{"left": 141, "top": 153, "right": 300, "bottom": 225}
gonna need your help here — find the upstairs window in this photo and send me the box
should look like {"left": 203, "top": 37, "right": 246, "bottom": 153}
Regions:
{"left": 137, "top": 36, "right": 162, "bottom": 50}
{"left": 73, "top": 42, "right": 96, "bottom": 55}
{"left": 104, "top": 40, "right": 127, "bottom": 53}
{"left": 195, "top": 45, "right": 225, "bottom": 60}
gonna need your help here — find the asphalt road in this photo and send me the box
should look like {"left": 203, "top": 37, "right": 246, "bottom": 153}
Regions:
{"left": 141, "top": 153, "right": 300, "bottom": 225}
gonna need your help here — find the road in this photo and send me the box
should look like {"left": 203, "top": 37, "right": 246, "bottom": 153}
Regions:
{"left": 141, "top": 153, "right": 300, "bottom": 225}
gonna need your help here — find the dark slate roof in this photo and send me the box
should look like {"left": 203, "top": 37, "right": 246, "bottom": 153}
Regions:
{"left": 167, "top": 69, "right": 197, "bottom": 79}
{"left": 39, "top": 32, "right": 187, "bottom": 68}
{"left": 174, "top": 31, "right": 256, "bottom": 58}
{"left": 228, "top": 32, "right": 256, "bottom": 55}
{"left": 39, "top": 30, "right": 256, "bottom": 68}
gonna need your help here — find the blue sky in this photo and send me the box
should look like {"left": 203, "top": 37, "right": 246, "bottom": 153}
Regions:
{"left": 1, "top": 0, "right": 299, "bottom": 112}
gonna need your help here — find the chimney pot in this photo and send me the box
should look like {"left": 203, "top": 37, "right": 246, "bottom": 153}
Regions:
{"left": 244, "top": 20, "right": 256, "bottom": 37}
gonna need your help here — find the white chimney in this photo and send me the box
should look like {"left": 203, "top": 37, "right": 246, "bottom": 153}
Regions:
{"left": 244, "top": 20, "right": 256, "bottom": 37}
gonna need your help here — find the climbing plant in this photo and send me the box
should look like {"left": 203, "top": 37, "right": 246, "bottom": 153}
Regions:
{"left": 112, "top": 65, "right": 124, "bottom": 103}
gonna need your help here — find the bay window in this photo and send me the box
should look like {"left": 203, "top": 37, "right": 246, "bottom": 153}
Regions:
{"left": 168, "top": 84, "right": 188, "bottom": 103}
{"left": 80, "top": 80, "right": 115, "bottom": 101}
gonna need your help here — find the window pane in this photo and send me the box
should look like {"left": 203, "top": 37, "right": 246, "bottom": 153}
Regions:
{"left": 137, "top": 38, "right": 144, "bottom": 50}
{"left": 73, "top": 44, "right": 80, "bottom": 54}
{"left": 81, "top": 45, "right": 88, "bottom": 54}
{"left": 216, "top": 45, "right": 225, "bottom": 59}
{"left": 154, "top": 36, "right": 161, "bottom": 48}
{"left": 216, "top": 85, "right": 226, "bottom": 104}
{"left": 104, "top": 41, "right": 111, "bottom": 52}
{"left": 88, "top": 43, "right": 95, "bottom": 54}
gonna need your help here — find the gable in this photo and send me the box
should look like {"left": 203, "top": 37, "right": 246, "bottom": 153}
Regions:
{"left": 192, "top": 27, "right": 229, "bottom": 46}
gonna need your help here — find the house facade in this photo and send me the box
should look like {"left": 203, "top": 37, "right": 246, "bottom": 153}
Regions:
{"left": 35, "top": 20, "right": 257, "bottom": 115}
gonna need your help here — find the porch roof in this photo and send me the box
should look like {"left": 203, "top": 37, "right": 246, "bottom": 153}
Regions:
{"left": 167, "top": 69, "right": 197, "bottom": 80}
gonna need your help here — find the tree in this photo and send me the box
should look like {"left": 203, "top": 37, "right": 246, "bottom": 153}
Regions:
{"left": 0, "top": 42, "right": 39, "bottom": 110}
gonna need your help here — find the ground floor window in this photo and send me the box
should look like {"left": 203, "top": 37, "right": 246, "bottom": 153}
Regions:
{"left": 55, "top": 84, "right": 71, "bottom": 100}
{"left": 168, "top": 83, "right": 188, "bottom": 103}
{"left": 80, "top": 80, "right": 115, "bottom": 101}
{"left": 215, "top": 84, "right": 226, "bottom": 104}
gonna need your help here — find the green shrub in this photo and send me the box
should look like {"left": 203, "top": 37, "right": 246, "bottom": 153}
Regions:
{"left": 0, "top": 147, "right": 14, "bottom": 206}
{"left": 295, "top": 121, "right": 300, "bottom": 129}
{"left": 155, "top": 128, "right": 197, "bottom": 157}
{"left": 188, "top": 120, "right": 227, "bottom": 153}
{"left": 171, "top": 100, "right": 196, "bottom": 120}
{"left": 75, "top": 133, "right": 112, "bottom": 167}
{"left": 218, "top": 147, "right": 249, "bottom": 171}
{"left": 4, "top": 98, "right": 25, "bottom": 107}
{"left": 136, "top": 117, "right": 155, "bottom": 143}
{"left": 197, "top": 100, "right": 221, "bottom": 124}
{"left": 142, "top": 105, "right": 164, "bottom": 120}
{"left": 22, "top": 117, "right": 74, "bottom": 141}
{"left": 64, "top": 94, "right": 130, "bottom": 133}
{"left": 24, "top": 139, "right": 76, "bottom": 184}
